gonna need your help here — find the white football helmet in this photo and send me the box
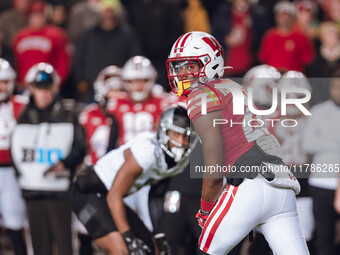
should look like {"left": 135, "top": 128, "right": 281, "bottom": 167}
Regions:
{"left": 25, "top": 62, "right": 60, "bottom": 87}
{"left": 121, "top": 56, "right": 157, "bottom": 102}
{"left": 167, "top": 31, "right": 224, "bottom": 96}
{"left": 158, "top": 103, "right": 198, "bottom": 162}
{"left": 277, "top": 71, "right": 312, "bottom": 116}
{"left": 0, "top": 58, "right": 16, "bottom": 101}
{"left": 94, "top": 65, "right": 122, "bottom": 104}
{"left": 243, "top": 65, "right": 281, "bottom": 106}
{"left": 277, "top": 71, "right": 312, "bottom": 92}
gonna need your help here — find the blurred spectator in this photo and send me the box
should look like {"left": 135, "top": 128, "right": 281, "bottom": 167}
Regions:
{"left": 11, "top": 63, "right": 86, "bottom": 255}
{"left": 49, "top": 0, "right": 69, "bottom": 29}
{"left": 212, "top": 0, "right": 272, "bottom": 77}
{"left": 302, "top": 70, "right": 340, "bottom": 255}
{"left": 317, "top": 0, "right": 340, "bottom": 22}
{"left": 184, "top": 0, "right": 210, "bottom": 33}
{"left": 73, "top": 0, "right": 142, "bottom": 102}
{"left": 307, "top": 22, "right": 340, "bottom": 77}
{"left": 122, "top": 0, "right": 183, "bottom": 90}
{"left": 0, "top": 0, "right": 12, "bottom": 13}
{"left": 258, "top": 1, "right": 314, "bottom": 72}
{"left": 0, "top": 0, "right": 31, "bottom": 48}
{"left": 307, "top": 21, "right": 340, "bottom": 106}
{"left": 200, "top": 0, "right": 224, "bottom": 23}
{"left": 0, "top": 31, "right": 15, "bottom": 66}
{"left": 13, "top": 1, "right": 72, "bottom": 92}
{"left": 258, "top": 0, "right": 283, "bottom": 11}
{"left": 294, "top": 0, "right": 319, "bottom": 39}
{"left": 67, "top": 0, "right": 100, "bottom": 44}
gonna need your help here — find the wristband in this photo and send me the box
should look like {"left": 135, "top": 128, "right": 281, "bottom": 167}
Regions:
{"left": 122, "top": 230, "right": 134, "bottom": 242}
{"left": 201, "top": 196, "right": 217, "bottom": 213}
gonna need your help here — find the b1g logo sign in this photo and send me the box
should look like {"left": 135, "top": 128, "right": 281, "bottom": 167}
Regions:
{"left": 198, "top": 83, "right": 311, "bottom": 116}
{"left": 22, "top": 147, "right": 63, "bottom": 164}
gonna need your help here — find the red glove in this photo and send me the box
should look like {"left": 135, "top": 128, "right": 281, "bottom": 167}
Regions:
{"left": 195, "top": 197, "right": 217, "bottom": 229}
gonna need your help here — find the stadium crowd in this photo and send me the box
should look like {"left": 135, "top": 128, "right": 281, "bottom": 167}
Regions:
{"left": 0, "top": 0, "right": 340, "bottom": 254}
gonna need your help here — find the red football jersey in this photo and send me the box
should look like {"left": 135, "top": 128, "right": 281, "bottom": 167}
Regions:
{"left": 187, "top": 79, "right": 270, "bottom": 167}
{"left": 107, "top": 92, "right": 178, "bottom": 145}
{"left": 0, "top": 95, "right": 28, "bottom": 164}
{"left": 79, "top": 103, "right": 112, "bottom": 164}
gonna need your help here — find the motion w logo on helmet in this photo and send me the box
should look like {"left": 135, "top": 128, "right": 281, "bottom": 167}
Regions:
{"left": 202, "top": 37, "right": 224, "bottom": 58}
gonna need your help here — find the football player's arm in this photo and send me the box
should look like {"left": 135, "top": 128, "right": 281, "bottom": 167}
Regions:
{"left": 193, "top": 110, "right": 224, "bottom": 203}
{"left": 106, "top": 148, "right": 143, "bottom": 233}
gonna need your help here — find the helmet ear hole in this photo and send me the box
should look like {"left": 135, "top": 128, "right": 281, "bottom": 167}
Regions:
{"left": 212, "top": 64, "right": 219, "bottom": 70}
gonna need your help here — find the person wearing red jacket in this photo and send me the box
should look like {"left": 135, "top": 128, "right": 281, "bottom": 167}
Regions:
{"left": 258, "top": 1, "right": 314, "bottom": 73}
{"left": 13, "top": 1, "right": 72, "bottom": 91}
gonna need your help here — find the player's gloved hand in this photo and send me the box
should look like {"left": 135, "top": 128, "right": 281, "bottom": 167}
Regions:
{"left": 153, "top": 233, "right": 172, "bottom": 255}
{"left": 195, "top": 197, "right": 217, "bottom": 229}
{"left": 122, "top": 230, "right": 151, "bottom": 255}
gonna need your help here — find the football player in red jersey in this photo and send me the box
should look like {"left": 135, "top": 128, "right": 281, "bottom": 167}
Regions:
{"left": 166, "top": 31, "right": 310, "bottom": 255}
{"left": 107, "top": 56, "right": 178, "bottom": 145}
{"left": 0, "top": 58, "right": 27, "bottom": 255}
{"left": 79, "top": 65, "right": 122, "bottom": 164}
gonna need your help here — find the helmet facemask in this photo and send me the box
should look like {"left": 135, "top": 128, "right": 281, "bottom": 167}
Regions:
{"left": 158, "top": 105, "right": 198, "bottom": 163}
{"left": 124, "top": 79, "right": 153, "bottom": 102}
{"left": 167, "top": 56, "right": 209, "bottom": 97}
{"left": 121, "top": 56, "right": 157, "bottom": 102}
{"left": 167, "top": 32, "right": 225, "bottom": 97}
{"left": 94, "top": 65, "right": 122, "bottom": 107}
{"left": 158, "top": 123, "right": 198, "bottom": 163}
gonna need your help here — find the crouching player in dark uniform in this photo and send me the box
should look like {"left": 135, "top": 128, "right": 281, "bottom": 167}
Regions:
{"left": 72, "top": 104, "right": 198, "bottom": 255}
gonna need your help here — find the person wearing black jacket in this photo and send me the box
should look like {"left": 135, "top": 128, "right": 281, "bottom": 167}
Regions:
{"left": 73, "top": 0, "right": 142, "bottom": 102}
{"left": 11, "top": 62, "right": 86, "bottom": 255}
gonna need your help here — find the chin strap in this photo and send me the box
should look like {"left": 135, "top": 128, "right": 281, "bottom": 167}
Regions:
{"left": 176, "top": 80, "right": 191, "bottom": 96}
